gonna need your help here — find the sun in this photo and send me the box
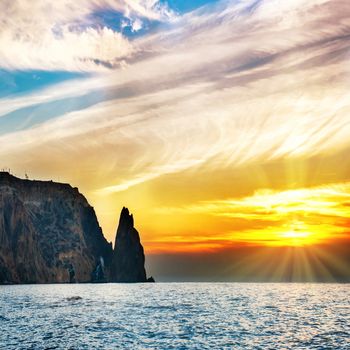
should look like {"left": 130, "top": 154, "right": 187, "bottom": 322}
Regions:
{"left": 281, "top": 229, "right": 311, "bottom": 246}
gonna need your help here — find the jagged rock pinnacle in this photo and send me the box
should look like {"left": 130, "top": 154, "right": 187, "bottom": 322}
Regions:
{"left": 110, "top": 207, "right": 147, "bottom": 282}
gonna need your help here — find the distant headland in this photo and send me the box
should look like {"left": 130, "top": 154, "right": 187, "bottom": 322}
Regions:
{"left": 0, "top": 172, "right": 154, "bottom": 284}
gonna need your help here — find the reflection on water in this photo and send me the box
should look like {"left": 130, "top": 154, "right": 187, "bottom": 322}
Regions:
{"left": 0, "top": 283, "right": 349, "bottom": 349}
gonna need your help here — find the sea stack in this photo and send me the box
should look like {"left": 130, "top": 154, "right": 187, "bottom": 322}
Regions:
{"left": 110, "top": 207, "right": 147, "bottom": 282}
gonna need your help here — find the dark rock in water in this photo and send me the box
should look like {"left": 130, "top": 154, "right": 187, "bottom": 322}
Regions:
{"left": 66, "top": 296, "right": 82, "bottom": 301}
{"left": 91, "top": 257, "right": 107, "bottom": 283}
{"left": 110, "top": 207, "right": 147, "bottom": 282}
{"left": 67, "top": 263, "right": 76, "bottom": 283}
{"left": 0, "top": 172, "right": 112, "bottom": 284}
{"left": 147, "top": 276, "right": 155, "bottom": 283}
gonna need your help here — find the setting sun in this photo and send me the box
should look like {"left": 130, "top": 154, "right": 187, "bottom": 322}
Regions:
{"left": 281, "top": 228, "right": 311, "bottom": 246}
{"left": 134, "top": 183, "right": 350, "bottom": 253}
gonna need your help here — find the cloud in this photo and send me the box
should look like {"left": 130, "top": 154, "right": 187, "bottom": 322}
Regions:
{"left": 0, "top": 0, "right": 350, "bottom": 197}
{"left": 156, "top": 182, "right": 350, "bottom": 220}
{"left": 0, "top": 0, "right": 174, "bottom": 71}
{"left": 152, "top": 182, "right": 350, "bottom": 246}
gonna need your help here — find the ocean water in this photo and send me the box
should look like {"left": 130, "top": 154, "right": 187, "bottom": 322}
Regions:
{"left": 0, "top": 283, "right": 349, "bottom": 349}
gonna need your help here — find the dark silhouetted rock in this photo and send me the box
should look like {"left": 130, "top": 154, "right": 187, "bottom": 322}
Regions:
{"left": 0, "top": 172, "right": 113, "bottom": 284}
{"left": 110, "top": 207, "right": 147, "bottom": 282}
{"left": 67, "top": 263, "right": 76, "bottom": 283}
{"left": 91, "top": 257, "right": 107, "bottom": 283}
{"left": 0, "top": 173, "right": 153, "bottom": 284}
{"left": 66, "top": 296, "right": 82, "bottom": 301}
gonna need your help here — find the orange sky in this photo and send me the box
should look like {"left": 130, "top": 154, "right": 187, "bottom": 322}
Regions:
{"left": 86, "top": 155, "right": 350, "bottom": 254}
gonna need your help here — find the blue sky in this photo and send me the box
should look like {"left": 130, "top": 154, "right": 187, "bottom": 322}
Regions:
{"left": 0, "top": 0, "right": 218, "bottom": 98}
{"left": 163, "top": 0, "right": 218, "bottom": 13}
{"left": 0, "top": 0, "right": 348, "bottom": 163}
{"left": 0, "top": 70, "right": 87, "bottom": 98}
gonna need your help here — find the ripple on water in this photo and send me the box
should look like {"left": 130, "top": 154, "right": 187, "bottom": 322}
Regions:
{"left": 0, "top": 283, "right": 349, "bottom": 349}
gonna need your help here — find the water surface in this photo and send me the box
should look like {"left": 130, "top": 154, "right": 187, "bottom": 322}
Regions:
{"left": 1, "top": 283, "right": 349, "bottom": 349}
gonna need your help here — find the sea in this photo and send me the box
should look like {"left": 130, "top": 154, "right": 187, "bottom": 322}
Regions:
{"left": 0, "top": 283, "right": 349, "bottom": 349}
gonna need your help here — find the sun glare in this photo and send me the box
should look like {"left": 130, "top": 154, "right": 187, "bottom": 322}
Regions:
{"left": 149, "top": 182, "right": 350, "bottom": 252}
{"left": 281, "top": 229, "right": 311, "bottom": 246}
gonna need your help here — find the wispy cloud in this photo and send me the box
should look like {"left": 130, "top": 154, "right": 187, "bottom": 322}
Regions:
{"left": 156, "top": 182, "right": 350, "bottom": 219}
{"left": 1, "top": 0, "right": 350, "bottom": 198}
{"left": 153, "top": 182, "right": 350, "bottom": 246}
{"left": 0, "top": 0, "right": 174, "bottom": 71}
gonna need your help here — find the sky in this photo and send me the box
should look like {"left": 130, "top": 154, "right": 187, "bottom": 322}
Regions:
{"left": 0, "top": 0, "right": 350, "bottom": 281}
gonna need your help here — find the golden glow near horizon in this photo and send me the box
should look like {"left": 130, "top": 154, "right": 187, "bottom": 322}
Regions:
{"left": 86, "top": 179, "right": 350, "bottom": 254}
{"left": 134, "top": 183, "right": 349, "bottom": 253}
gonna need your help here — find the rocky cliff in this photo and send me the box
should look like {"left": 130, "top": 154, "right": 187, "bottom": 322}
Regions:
{"left": 0, "top": 172, "right": 150, "bottom": 284}
{"left": 110, "top": 207, "right": 147, "bottom": 282}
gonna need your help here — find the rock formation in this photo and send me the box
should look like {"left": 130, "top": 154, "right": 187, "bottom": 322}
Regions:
{"left": 0, "top": 172, "right": 151, "bottom": 284}
{"left": 110, "top": 207, "right": 147, "bottom": 282}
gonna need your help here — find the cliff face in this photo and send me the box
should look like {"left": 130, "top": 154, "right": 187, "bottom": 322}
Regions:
{"left": 110, "top": 207, "right": 147, "bottom": 282}
{"left": 0, "top": 172, "right": 113, "bottom": 283}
